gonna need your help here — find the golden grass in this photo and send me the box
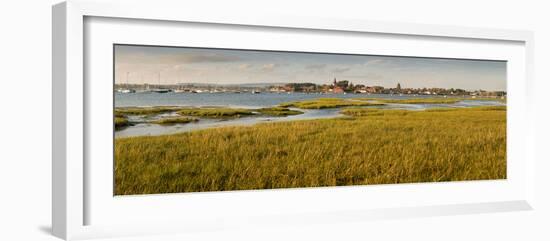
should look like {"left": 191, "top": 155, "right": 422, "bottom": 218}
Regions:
{"left": 470, "top": 97, "right": 507, "bottom": 103}
{"left": 114, "top": 106, "right": 183, "bottom": 116}
{"left": 114, "top": 116, "right": 129, "bottom": 130}
{"left": 351, "top": 98, "right": 462, "bottom": 104}
{"left": 279, "top": 98, "right": 385, "bottom": 109}
{"left": 114, "top": 106, "right": 506, "bottom": 195}
{"left": 381, "top": 98, "right": 463, "bottom": 104}
{"left": 151, "top": 117, "right": 198, "bottom": 125}
{"left": 177, "top": 107, "right": 255, "bottom": 118}
{"left": 340, "top": 108, "right": 385, "bottom": 117}
{"left": 352, "top": 97, "right": 506, "bottom": 104}
{"left": 256, "top": 107, "right": 303, "bottom": 116}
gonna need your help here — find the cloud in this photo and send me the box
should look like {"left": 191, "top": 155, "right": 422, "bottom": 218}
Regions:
{"left": 332, "top": 67, "right": 351, "bottom": 73}
{"left": 363, "top": 59, "right": 386, "bottom": 67}
{"left": 178, "top": 54, "right": 239, "bottom": 63}
{"left": 305, "top": 64, "right": 327, "bottom": 70}
{"left": 261, "top": 63, "right": 278, "bottom": 71}
{"left": 116, "top": 50, "right": 240, "bottom": 65}
{"left": 345, "top": 73, "right": 385, "bottom": 80}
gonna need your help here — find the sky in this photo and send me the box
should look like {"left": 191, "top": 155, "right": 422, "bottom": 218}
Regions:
{"left": 114, "top": 44, "right": 507, "bottom": 91}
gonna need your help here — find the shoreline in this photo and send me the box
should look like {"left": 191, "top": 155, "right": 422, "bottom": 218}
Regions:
{"left": 114, "top": 97, "right": 506, "bottom": 138}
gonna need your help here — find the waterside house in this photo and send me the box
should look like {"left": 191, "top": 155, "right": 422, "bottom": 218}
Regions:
{"left": 333, "top": 86, "right": 345, "bottom": 94}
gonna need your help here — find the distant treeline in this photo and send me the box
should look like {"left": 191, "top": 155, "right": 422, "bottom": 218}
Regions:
{"left": 115, "top": 80, "right": 506, "bottom": 96}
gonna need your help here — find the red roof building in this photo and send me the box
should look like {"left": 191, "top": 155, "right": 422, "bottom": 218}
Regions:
{"left": 333, "top": 86, "right": 345, "bottom": 94}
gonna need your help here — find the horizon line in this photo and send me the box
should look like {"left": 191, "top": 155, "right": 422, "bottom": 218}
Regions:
{"left": 113, "top": 81, "right": 507, "bottom": 92}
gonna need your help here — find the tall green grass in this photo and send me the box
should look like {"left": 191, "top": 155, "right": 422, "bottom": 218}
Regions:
{"left": 115, "top": 106, "right": 506, "bottom": 195}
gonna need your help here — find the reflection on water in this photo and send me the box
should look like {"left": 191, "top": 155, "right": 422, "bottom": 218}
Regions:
{"left": 115, "top": 93, "right": 505, "bottom": 138}
{"left": 115, "top": 108, "right": 344, "bottom": 138}
{"left": 115, "top": 92, "right": 459, "bottom": 108}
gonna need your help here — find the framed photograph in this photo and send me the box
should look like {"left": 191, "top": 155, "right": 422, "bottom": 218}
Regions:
{"left": 53, "top": 0, "right": 535, "bottom": 240}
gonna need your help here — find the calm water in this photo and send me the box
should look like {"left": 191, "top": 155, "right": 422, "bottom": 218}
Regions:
{"left": 115, "top": 92, "right": 445, "bottom": 108}
{"left": 115, "top": 92, "right": 504, "bottom": 138}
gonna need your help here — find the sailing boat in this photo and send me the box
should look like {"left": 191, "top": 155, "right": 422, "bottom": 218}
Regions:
{"left": 151, "top": 72, "right": 171, "bottom": 93}
{"left": 118, "top": 72, "right": 135, "bottom": 93}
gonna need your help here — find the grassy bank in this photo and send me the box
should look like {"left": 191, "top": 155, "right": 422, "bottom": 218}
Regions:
{"left": 176, "top": 107, "right": 255, "bottom": 118}
{"left": 114, "top": 106, "right": 183, "bottom": 116}
{"left": 114, "top": 116, "right": 129, "bottom": 129}
{"left": 351, "top": 97, "right": 461, "bottom": 104}
{"left": 151, "top": 117, "right": 198, "bottom": 125}
{"left": 352, "top": 97, "right": 506, "bottom": 104}
{"left": 341, "top": 106, "right": 506, "bottom": 116}
{"left": 115, "top": 106, "right": 506, "bottom": 195}
{"left": 378, "top": 98, "right": 463, "bottom": 104}
{"left": 279, "top": 98, "right": 385, "bottom": 109}
{"left": 256, "top": 107, "right": 303, "bottom": 116}
{"left": 470, "top": 97, "right": 507, "bottom": 103}
{"left": 114, "top": 106, "right": 305, "bottom": 129}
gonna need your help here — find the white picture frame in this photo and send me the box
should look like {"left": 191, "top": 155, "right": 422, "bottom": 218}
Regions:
{"left": 52, "top": 0, "right": 535, "bottom": 240}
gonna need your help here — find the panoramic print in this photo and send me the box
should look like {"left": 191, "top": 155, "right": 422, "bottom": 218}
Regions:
{"left": 114, "top": 44, "right": 507, "bottom": 195}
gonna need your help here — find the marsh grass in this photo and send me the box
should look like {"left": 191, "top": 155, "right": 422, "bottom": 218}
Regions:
{"left": 339, "top": 108, "right": 400, "bottom": 116}
{"left": 471, "top": 97, "right": 507, "bottom": 103}
{"left": 350, "top": 98, "right": 462, "bottom": 104}
{"left": 115, "top": 106, "right": 183, "bottom": 116}
{"left": 176, "top": 107, "right": 255, "bottom": 118}
{"left": 151, "top": 117, "right": 199, "bottom": 125}
{"left": 114, "top": 116, "right": 129, "bottom": 130}
{"left": 256, "top": 107, "right": 304, "bottom": 116}
{"left": 473, "top": 106, "right": 506, "bottom": 111}
{"left": 381, "top": 98, "right": 463, "bottom": 104}
{"left": 352, "top": 97, "right": 506, "bottom": 104}
{"left": 114, "top": 106, "right": 305, "bottom": 129}
{"left": 279, "top": 98, "right": 385, "bottom": 109}
{"left": 115, "top": 106, "right": 506, "bottom": 195}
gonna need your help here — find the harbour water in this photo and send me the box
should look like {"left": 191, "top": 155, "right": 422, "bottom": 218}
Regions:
{"left": 115, "top": 92, "right": 448, "bottom": 108}
{"left": 115, "top": 92, "right": 505, "bottom": 138}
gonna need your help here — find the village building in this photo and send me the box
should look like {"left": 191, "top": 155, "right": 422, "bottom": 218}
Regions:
{"left": 333, "top": 86, "right": 345, "bottom": 94}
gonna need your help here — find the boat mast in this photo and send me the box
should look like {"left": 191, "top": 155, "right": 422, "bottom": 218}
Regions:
{"left": 158, "top": 72, "right": 161, "bottom": 88}
{"left": 126, "top": 72, "right": 129, "bottom": 89}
